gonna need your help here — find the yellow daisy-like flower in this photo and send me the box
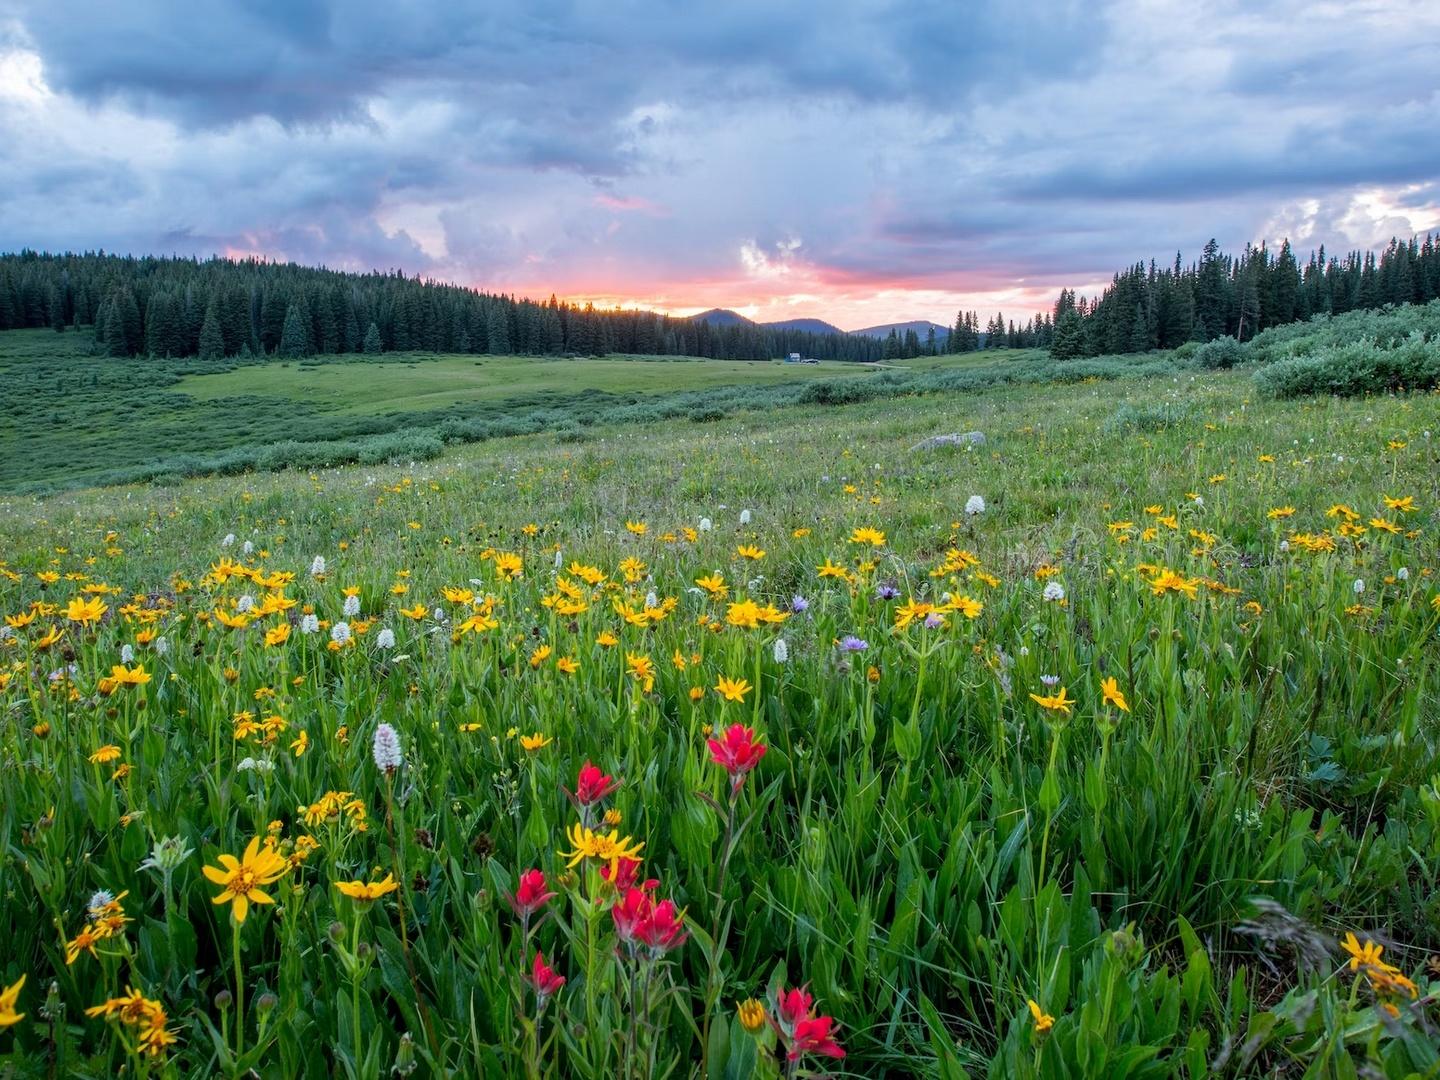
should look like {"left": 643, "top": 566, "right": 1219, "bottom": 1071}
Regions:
{"left": 0, "top": 974, "right": 24, "bottom": 1027}
{"left": 713, "top": 676, "right": 752, "bottom": 703}
{"left": 65, "top": 595, "right": 108, "bottom": 625}
{"left": 1099, "top": 676, "right": 1130, "bottom": 713}
{"left": 520, "top": 732, "right": 552, "bottom": 752}
{"left": 1027, "top": 999, "right": 1054, "bottom": 1033}
{"left": 202, "top": 837, "right": 289, "bottom": 923}
{"left": 334, "top": 874, "right": 399, "bottom": 903}
{"left": 737, "top": 998, "right": 766, "bottom": 1034}
{"left": 1029, "top": 687, "right": 1074, "bottom": 714}
{"left": 558, "top": 823, "right": 645, "bottom": 878}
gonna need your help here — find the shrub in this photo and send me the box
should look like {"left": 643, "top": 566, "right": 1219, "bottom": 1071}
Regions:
{"left": 1194, "top": 336, "right": 1245, "bottom": 369}
{"left": 1254, "top": 333, "right": 1440, "bottom": 398}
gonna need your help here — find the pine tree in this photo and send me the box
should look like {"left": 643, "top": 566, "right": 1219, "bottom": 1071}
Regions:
{"left": 363, "top": 322, "right": 383, "bottom": 354}
{"left": 279, "top": 303, "right": 310, "bottom": 358}
{"left": 198, "top": 303, "right": 225, "bottom": 361}
{"left": 1050, "top": 310, "right": 1086, "bottom": 360}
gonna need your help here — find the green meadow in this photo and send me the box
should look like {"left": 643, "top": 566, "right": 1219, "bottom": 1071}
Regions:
{"left": 1, "top": 329, "right": 1034, "bottom": 492}
{"left": 0, "top": 333, "right": 1437, "bottom": 1075}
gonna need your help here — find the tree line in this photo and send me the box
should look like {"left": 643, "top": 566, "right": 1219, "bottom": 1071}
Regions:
{"left": 0, "top": 251, "right": 885, "bottom": 362}
{"left": 1046, "top": 234, "right": 1440, "bottom": 359}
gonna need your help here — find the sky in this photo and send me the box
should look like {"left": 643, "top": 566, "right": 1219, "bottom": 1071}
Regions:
{"left": 1, "top": 1, "right": 1438, "bottom": 331}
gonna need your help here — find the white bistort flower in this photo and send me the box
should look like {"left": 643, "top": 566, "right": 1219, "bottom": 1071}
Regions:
{"left": 373, "top": 723, "right": 403, "bottom": 773}
{"left": 739, "top": 509, "right": 752, "bottom": 525}
{"left": 965, "top": 495, "right": 986, "bottom": 516}
{"left": 310, "top": 555, "right": 327, "bottom": 577}
{"left": 300, "top": 614, "right": 320, "bottom": 635}
{"left": 221, "top": 533, "right": 236, "bottom": 548}
{"left": 1042, "top": 581, "right": 1066, "bottom": 603}
{"left": 773, "top": 638, "right": 789, "bottom": 664}
{"left": 331, "top": 621, "right": 352, "bottom": 646}
{"left": 120, "top": 644, "right": 135, "bottom": 664}
{"left": 1352, "top": 579, "right": 1365, "bottom": 595}
{"left": 343, "top": 594, "right": 361, "bottom": 618}
{"left": 242, "top": 540, "right": 254, "bottom": 556}
{"left": 699, "top": 517, "right": 712, "bottom": 532}
{"left": 376, "top": 628, "right": 396, "bottom": 650}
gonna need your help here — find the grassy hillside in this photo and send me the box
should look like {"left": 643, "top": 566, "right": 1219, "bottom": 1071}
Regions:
{"left": 0, "top": 365, "right": 1436, "bottom": 1076}
{"left": 0, "top": 327, "right": 1085, "bottom": 491}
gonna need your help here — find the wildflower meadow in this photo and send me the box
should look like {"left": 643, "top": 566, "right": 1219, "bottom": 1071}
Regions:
{"left": 1, "top": 370, "right": 1437, "bottom": 1077}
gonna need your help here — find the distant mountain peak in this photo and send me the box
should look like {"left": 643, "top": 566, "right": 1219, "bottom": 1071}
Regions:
{"left": 849, "top": 320, "right": 951, "bottom": 339}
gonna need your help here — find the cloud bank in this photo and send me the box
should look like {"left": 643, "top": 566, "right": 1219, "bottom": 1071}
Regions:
{"left": 1, "top": 0, "right": 1437, "bottom": 328}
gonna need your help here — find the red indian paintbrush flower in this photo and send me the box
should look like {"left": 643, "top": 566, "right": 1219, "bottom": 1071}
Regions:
{"left": 612, "top": 886, "right": 687, "bottom": 954}
{"left": 707, "top": 723, "right": 768, "bottom": 791}
{"left": 572, "top": 761, "right": 619, "bottom": 806}
{"left": 528, "top": 951, "right": 566, "bottom": 1000}
{"left": 772, "top": 984, "right": 845, "bottom": 1062}
{"left": 789, "top": 1015, "right": 846, "bottom": 1061}
{"left": 506, "top": 868, "right": 556, "bottom": 918}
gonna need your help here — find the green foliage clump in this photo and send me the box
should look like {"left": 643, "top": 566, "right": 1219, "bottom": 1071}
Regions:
{"left": 1194, "top": 335, "right": 1246, "bottom": 369}
{"left": 1254, "top": 333, "right": 1440, "bottom": 398}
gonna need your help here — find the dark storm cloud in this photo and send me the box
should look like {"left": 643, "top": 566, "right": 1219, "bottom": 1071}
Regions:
{"left": 1, "top": 0, "right": 1437, "bottom": 322}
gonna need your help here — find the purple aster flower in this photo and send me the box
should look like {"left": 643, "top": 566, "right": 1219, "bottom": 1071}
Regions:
{"left": 923, "top": 612, "right": 945, "bottom": 629}
{"left": 1040, "top": 674, "right": 1060, "bottom": 688}
{"left": 838, "top": 635, "right": 869, "bottom": 652}
{"left": 875, "top": 584, "right": 900, "bottom": 601}
{"left": 790, "top": 595, "right": 810, "bottom": 613}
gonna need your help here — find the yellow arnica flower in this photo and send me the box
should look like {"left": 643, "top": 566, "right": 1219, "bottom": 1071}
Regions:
{"left": 202, "top": 837, "right": 288, "bottom": 923}
{"left": 1029, "top": 687, "right": 1074, "bottom": 714}
{"left": 737, "top": 998, "right": 766, "bottom": 1034}
{"left": 89, "top": 744, "right": 122, "bottom": 765}
{"left": 714, "top": 676, "right": 752, "bottom": 703}
{"left": 334, "top": 874, "right": 399, "bottom": 902}
{"left": 0, "top": 974, "right": 24, "bottom": 1027}
{"left": 1027, "top": 999, "right": 1055, "bottom": 1033}
{"left": 109, "top": 664, "right": 151, "bottom": 687}
{"left": 559, "top": 823, "right": 645, "bottom": 878}
{"left": 1340, "top": 931, "right": 1386, "bottom": 972}
{"left": 1099, "top": 676, "right": 1130, "bottom": 713}
{"left": 65, "top": 595, "right": 108, "bottom": 625}
{"left": 520, "top": 733, "right": 552, "bottom": 752}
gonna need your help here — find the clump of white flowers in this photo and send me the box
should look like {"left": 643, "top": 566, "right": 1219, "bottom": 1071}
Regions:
{"left": 236, "top": 594, "right": 256, "bottom": 613}
{"left": 965, "top": 495, "right": 986, "bottom": 516}
{"left": 740, "top": 509, "right": 752, "bottom": 525}
{"left": 300, "top": 613, "right": 320, "bottom": 635}
{"left": 376, "top": 627, "right": 396, "bottom": 650}
{"left": 154, "top": 636, "right": 170, "bottom": 656}
{"left": 1042, "top": 581, "right": 1066, "bottom": 603}
{"left": 699, "top": 517, "right": 712, "bottom": 532}
{"left": 330, "top": 621, "right": 352, "bottom": 647}
{"left": 221, "top": 533, "right": 236, "bottom": 548}
{"left": 242, "top": 540, "right": 254, "bottom": 556}
{"left": 310, "top": 555, "right": 327, "bottom": 577}
{"left": 120, "top": 644, "right": 135, "bottom": 664}
{"left": 373, "top": 722, "right": 403, "bottom": 774}
{"left": 1397, "top": 567, "right": 1409, "bottom": 581}
{"left": 343, "top": 594, "right": 361, "bottom": 618}
{"left": 1352, "top": 579, "right": 1365, "bottom": 595}
{"left": 773, "top": 638, "right": 789, "bottom": 664}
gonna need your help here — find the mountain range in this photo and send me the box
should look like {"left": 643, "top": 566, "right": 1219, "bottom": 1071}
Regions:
{"left": 689, "top": 308, "right": 949, "bottom": 340}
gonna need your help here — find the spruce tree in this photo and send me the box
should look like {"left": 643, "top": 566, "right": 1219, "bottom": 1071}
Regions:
{"left": 363, "top": 322, "right": 383, "bottom": 354}
{"left": 198, "top": 303, "right": 225, "bottom": 360}
{"left": 278, "top": 303, "right": 310, "bottom": 358}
